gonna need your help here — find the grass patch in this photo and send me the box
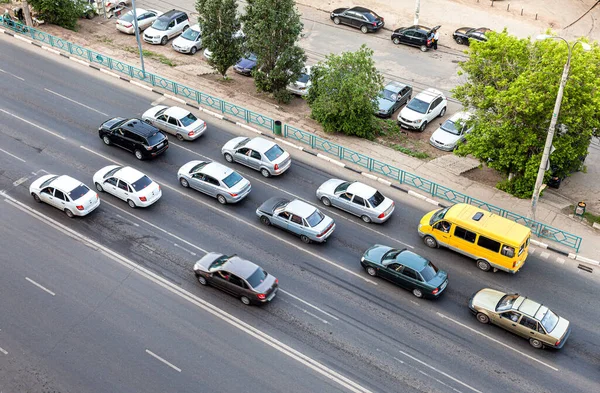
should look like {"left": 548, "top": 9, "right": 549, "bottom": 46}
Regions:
{"left": 391, "top": 144, "right": 429, "bottom": 159}
{"left": 123, "top": 46, "right": 177, "bottom": 67}
{"left": 567, "top": 205, "right": 600, "bottom": 225}
{"left": 97, "top": 36, "right": 113, "bottom": 44}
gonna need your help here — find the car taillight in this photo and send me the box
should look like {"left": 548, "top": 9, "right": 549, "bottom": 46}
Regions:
{"left": 188, "top": 131, "right": 194, "bottom": 136}
{"left": 139, "top": 196, "right": 147, "bottom": 202}
{"left": 76, "top": 205, "right": 84, "bottom": 211}
{"left": 275, "top": 279, "right": 279, "bottom": 284}
{"left": 378, "top": 212, "right": 385, "bottom": 219}
{"left": 555, "top": 339, "right": 561, "bottom": 346}
{"left": 274, "top": 163, "right": 279, "bottom": 170}
{"left": 513, "top": 261, "right": 517, "bottom": 268}
{"left": 229, "top": 192, "right": 238, "bottom": 197}
{"left": 432, "top": 288, "right": 439, "bottom": 295}
{"left": 124, "top": 23, "right": 132, "bottom": 28}
{"left": 372, "top": 22, "right": 377, "bottom": 26}
{"left": 257, "top": 293, "right": 266, "bottom": 300}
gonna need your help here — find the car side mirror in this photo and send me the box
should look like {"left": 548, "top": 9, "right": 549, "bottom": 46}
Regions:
{"left": 439, "top": 122, "right": 442, "bottom": 126}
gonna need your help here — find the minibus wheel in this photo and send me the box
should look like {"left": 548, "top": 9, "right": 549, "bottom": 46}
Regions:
{"left": 423, "top": 235, "right": 438, "bottom": 248}
{"left": 476, "top": 259, "right": 491, "bottom": 272}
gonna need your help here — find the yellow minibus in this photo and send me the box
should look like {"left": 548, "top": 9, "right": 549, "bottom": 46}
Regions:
{"left": 418, "top": 203, "right": 530, "bottom": 273}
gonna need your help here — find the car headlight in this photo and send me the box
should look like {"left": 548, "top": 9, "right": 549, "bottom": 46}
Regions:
{"left": 360, "top": 257, "right": 365, "bottom": 262}
{"left": 414, "top": 119, "right": 422, "bottom": 123}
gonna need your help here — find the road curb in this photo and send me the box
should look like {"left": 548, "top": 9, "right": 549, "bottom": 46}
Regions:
{"left": 530, "top": 239, "right": 599, "bottom": 266}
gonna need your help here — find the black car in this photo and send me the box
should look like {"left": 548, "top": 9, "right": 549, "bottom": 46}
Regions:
{"left": 98, "top": 117, "right": 169, "bottom": 160}
{"left": 453, "top": 27, "right": 491, "bottom": 45}
{"left": 330, "top": 6, "right": 384, "bottom": 34}
{"left": 391, "top": 25, "right": 440, "bottom": 52}
{"left": 193, "top": 252, "right": 279, "bottom": 306}
{"left": 375, "top": 81, "right": 413, "bottom": 118}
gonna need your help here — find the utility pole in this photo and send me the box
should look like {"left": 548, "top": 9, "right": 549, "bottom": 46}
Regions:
{"left": 414, "top": 0, "right": 420, "bottom": 25}
{"left": 22, "top": 0, "right": 33, "bottom": 26}
{"left": 131, "top": 0, "right": 146, "bottom": 76}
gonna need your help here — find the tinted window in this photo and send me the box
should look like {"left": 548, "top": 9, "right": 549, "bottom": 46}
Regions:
{"left": 179, "top": 112, "right": 198, "bottom": 127}
{"left": 477, "top": 236, "right": 501, "bottom": 253}
{"left": 420, "top": 262, "right": 439, "bottom": 282}
{"left": 54, "top": 190, "right": 66, "bottom": 201}
{"left": 167, "top": 117, "right": 179, "bottom": 126}
{"left": 205, "top": 176, "right": 220, "bottom": 186}
{"left": 454, "top": 226, "right": 476, "bottom": 243}
{"left": 363, "top": 11, "right": 379, "bottom": 21}
{"left": 407, "top": 98, "right": 429, "bottom": 114}
{"left": 117, "top": 180, "right": 129, "bottom": 191}
{"left": 264, "top": 145, "right": 284, "bottom": 161}
{"left": 290, "top": 215, "right": 303, "bottom": 225}
{"left": 352, "top": 196, "right": 365, "bottom": 206}
{"left": 250, "top": 151, "right": 261, "bottom": 160}
{"left": 520, "top": 316, "right": 538, "bottom": 330}
{"left": 131, "top": 175, "right": 153, "bottom": 191}
{"left": 368, "top": 191, "right": 386, "bottom": 207}
{"left": 176, "top": 15, "right": 188, "bottom": 23}
{"left": 68, "top": 185, "right": 90, "bottom": 201}
{"left": 401, "top": 268, "right": 419, "bottom": 280}
{"left": 146, "top": 131, "right": 165, "bottom": 146}
{"left": 228, "top": 274, "right": 244, "bottom": 287}
{"left": 105, "top": 177, "right": 118, "bottom": 186}
{"left": 306, "top": 209, "right": 325, "bottom": 227}
{"left": 222, "top": 171, "right": 243, "bottom": 188}
{"left": 246, "top": 267, "right": 268, "bottom": 288}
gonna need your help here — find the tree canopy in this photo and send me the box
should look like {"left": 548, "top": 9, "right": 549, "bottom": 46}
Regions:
{"left": 453, "top": 30, "right": 600, "bottom": 198}
{"left": 29, "top": 0, "right": 85, "bottom": 30}
{"left": 307, "top": 44, "right": 384, "bottom": 138}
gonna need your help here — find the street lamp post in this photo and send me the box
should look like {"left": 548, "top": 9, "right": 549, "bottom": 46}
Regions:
{"left": 529, "top": 36, "right": 590, "bottom": 221}
{"left": 414, "top": 0, "right": 421, "bottom": 25}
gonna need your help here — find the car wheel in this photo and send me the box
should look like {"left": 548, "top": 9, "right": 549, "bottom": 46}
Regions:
{"left": 176, "top": 133, "right": 185, "bottom": 141}
{"left": 423, "top": 235, "right": 438, "bottom": 248}
{"left": 260, "top": 216, "right": 271, "bottom": 226}
{"left": 333, "top": 17, "right": 340, "bottom": 25}
{"left": 32, "top": 193, "right": 41, "bottom": 202}
{"left": 321, "top": 197, "right": 331, "bottom": 206}
{"left": 103, "top": 136, "right": 111, "bottom": 145}
{"left": 160, "top": 36, "right": 168, "bottom": 45}
{"left": 360, "top": 25, "right": 368, "bottom": 34}
{"left": 190, "top": 46, "right": 197, "bottom": 55}
{"left": 529, "top": 338, "right": 544, "bottom": 349}
{"left": 455, "top": 36, "right": 464, "bottom": 45}
{"left": 412, "top": 288, "right": 424, "bottom": 298}
{"left": 134, "top": 149, "right": 144, "bottom": 160}
{"left": 300, "top": 235, "right": 311, "bottom": 244}
{"left": 197, "top": 275, "right": 208, "bottom": 286}
{"left": 366, "top": 266, "right": 377, "bottom": 277}
{"left": 64, "top": 209, "right": 74, "bottom": 218}
{"left": 477, "top": 259, "right": 491, "bottom": 272}
{"left": 439, "top": 107, "right": 447, "bottom": 117}
{"left": 260, "top": 168, "right": 271, "bottom": 178}
{"left": 224, "top": 153, "right": 233, "bottom": 163}
{"left": 476, "top": 312, "right": 490, "bottom": 324}
{"left": 183, "top": 25, "right": 189, "bottom": 31}
{"left": 361, "top": 215, "right": 372, "bottom": 224}
{"left": 127, "top": 199, "right": 136, "bottom": 208}
{"left": 95, "top": 182, "right": 104, "bottom": 192}
{"left": 419, "top": 121, "right": 428, "bottom": 132}
{"left": 216, "top": 194, "right": 227, "bottom": 205}
{"left": 420, "top": 44, "right": 428, "bottom": 52}
{"left": 179, "top": 178, "right": 189, "bottom": 188}
{"left": 240, "top": 296, "right": 251, "bottom": 306}
{"left": 392, "top": 37, "right": 400, "bottom": 45}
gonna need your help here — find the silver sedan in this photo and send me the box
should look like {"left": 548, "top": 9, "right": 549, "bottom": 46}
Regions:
{"left": 316, "top": 179, "right": 395, "bottom": 223}
{"left": 221, "top": 136, "right": 291, "bottom": 178}
{"left": 178, "top": 160, "right": 251, "bottom": 204}
{"left": 142, "top": 105, "right": 207, "bottom": 141}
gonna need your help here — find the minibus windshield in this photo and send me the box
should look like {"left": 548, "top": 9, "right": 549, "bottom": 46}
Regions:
{"left": 429, "top": 207, "right": 449, "bottom": 225}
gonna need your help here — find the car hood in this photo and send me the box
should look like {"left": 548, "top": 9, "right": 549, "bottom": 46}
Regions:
{"left": 549, "top": 317, "right": 570, "bottom": 341}
{"left": 377, "top": 97, "right": 395, "bottom": 113}
{"left": 257, "top": 197, "right": 289, "bottom": 214}
{"left": 251, "top": 273, "right": 277, "bottom": 294}
{"left": 235, "top": 58, "right": 256, "bottom": 69}
{"left": 172, "top": 35, "right": 194, "bottom": 47}
{"left": 472, "top": 288, "right": 506, "bottom": 311}
{"left": 29, "top": 174, "right": 57, "bottom": 191}
{"left": 454, "top": 27, "right": 473, "bottom": 34}
{"left": 362, "top": 244, "right": 393, "bottom": 264}
{"left": 101, "top": 117, "right": 126, "bottom": 129}
{"left": 178, "top": 160, "right": 204, "bottom": 177}
{"left": 193, "top": 252, "right": 225, "bottom": 272}
{"left": 317, "top": 178, "right": 346, "bottom": 195}
{"left": 222, "top": 136, "right": 248, "bottom": 152}
{"left": 142, "top": 105, "right": 167, "bottom": 120}
{"left": 399, "top": 107, "right": 425, "bottom": 121}
{"left": 144, "top": 26, "right": 163, "bottom": 36}
{"left": 430, "top": 127, "right": 461, "bottom": 145}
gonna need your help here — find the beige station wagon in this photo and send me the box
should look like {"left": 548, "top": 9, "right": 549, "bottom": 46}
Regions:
{"left": 469, "top": 288, "right": 571, "bottom": 349}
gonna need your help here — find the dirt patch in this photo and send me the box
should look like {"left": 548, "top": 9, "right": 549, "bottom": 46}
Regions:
{"left": 461, "top": 162, "right": 507, "bottom": 187}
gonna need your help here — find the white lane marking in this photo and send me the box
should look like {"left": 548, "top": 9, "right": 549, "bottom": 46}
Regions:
{"left": 0, "top": 148, "right": 26, "bottom": 162}
{"left": 145, "top": 349, "right": 181, "bottom": 372}
{"left": 539, "top": 251, "right": 550, "bottom": 259}
{"left": 0, "top": 346, "right": 7, "bottom": 355}
{"left": 281, "top": 298, "right": 330, "bottom": 324}
{"left": 116, "top": 213, "right": 139, "bottom": 226}
{"left": 0, "top": 109, "right": 66, "bottom": 140}
{"left": 412, "top": 367, "right": 464, "bottom": 393}
{"left": 280, "top": 289, "right": 339, "bottom": 321}
{"left": 529, "top": 247, "right": 536, "bottom": 254}
{"left": 25, "top": 277, "right": 56, "bottom": 296}
{"left": 170, "top": 142, "right": 413, "bottom": 249}
{"left": 44, "top": 89, "right": 109, "bottom": 116}
{"left": 436, "top": 312, "right": 559, "bottom": 371}
{"left": 80, "top": 146, "right": 377, "bottom": 285}
{"left": 556, "top": 257, "right": 565, "bottom": 265}
{"left": 397, "top": 350, "right": 481, "bottom": 393}
{"left": 142, "top": 244, "right": 156, "bottom": 252}
{"left": 12, "top": 176, "right": 30, "bottom": 187}
{"left": 0, "top": 68, "right": 25, "bottom": 81}
{"left": 2, "top": 193, "right": 373, "bottom": 393}
{"left": 173, "top": 243, "right": 197, "bottom": 256}
{"left": 151, "top": 96, "right": 167, "bottom": 106}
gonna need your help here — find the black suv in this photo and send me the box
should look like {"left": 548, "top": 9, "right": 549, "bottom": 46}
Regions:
{"left": 98, "top": 118, "right": 168, "bottom": 160}
{"left": 391, "top": 25, "right": 440, "bottom": 52}
{"left": 330, "top": 6, "right": 384, "bottom": 34}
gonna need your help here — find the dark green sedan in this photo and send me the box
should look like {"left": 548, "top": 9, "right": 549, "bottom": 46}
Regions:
{"left": 361, "top": 244, "right": 448, "bottom": 298}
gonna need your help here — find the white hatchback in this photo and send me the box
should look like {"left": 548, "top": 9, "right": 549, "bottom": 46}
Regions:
{"left": 398, "top": 88, "right": 447, "bottom": 132}
{"left": 30, "top": 174, "right": 100, "bottom": 217}
{"left": 93, "top": 165, "right": 161, "bottom": 208}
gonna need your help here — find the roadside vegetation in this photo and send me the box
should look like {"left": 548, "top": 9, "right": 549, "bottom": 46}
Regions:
{"left": 28, "top": 0, "right": 84, "bottom": 30}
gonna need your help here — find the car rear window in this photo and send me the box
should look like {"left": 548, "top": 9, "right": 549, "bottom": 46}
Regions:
{"left": 264, "top": 145, "right": 285, "bottom": 161}
{"left": 146, "top": 131, "right": 165, "bottom": 146}
{"left": 306, "top": 209, "right": 324, "bottom": 227}
{"left": 364, "top": 11, "right": 379, "bottom": 21}
{"left": 69, "top": 184, "right": 90, "bottom": 201}
{"left": 222, "top": 171, "right": 243, "bottom": 188}
{"left": 407, "top": 98, "right": 429, "bottom": 114}
{"left": 297, "top": 72, "right": 310, "bottom": 83}
{"left": 368, "top": 191, "right": 386, "bottom": 207}
{"left": 246, "top": 267, "right": 268, "bottom": 288}
{"left": 121, "top": 12, "right": 135, "bottom": 22}
{"left": 179, "top": 112, "right": 198, "bottom": 127}
{"left": 420, "top": 262, "right": 439, "bottom": 282}
{"left": 131, "top": 175, "right": 153, "bottom": 191}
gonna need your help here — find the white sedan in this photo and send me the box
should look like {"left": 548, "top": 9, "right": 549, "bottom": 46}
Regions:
{"left": 93, "top": 165, "right": 161, "bottom": 208}
{"left": 142, "top": 105, "right": 207, "bottom": 141}
{"left": 29, "top": 174, "right": 100, "bottom": 217}
{"left": 116, "top": 8, "right": 161, "bottom": 35}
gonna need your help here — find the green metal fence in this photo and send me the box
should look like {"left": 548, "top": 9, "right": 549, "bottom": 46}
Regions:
{"left": 0, "top": 18, "right": 582, "bottom": 252}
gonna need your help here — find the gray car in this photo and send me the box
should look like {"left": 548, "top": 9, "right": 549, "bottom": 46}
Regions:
{"left": 316, "top": 179, "right": 395, "bottom": 223}
{"left": 193, "top": 252, "right": 279, "bottom": 306}
{"left": 178, "top": 160, "right": 251, "bottom": 204}
{"left": 221, "top": 136, "right": 291, "bottom": 178}
{"left": 142, "top": 105, "right": 207, "bottom": 141}
{"left": 375, "top": 81, "right": 413, "bottom": 118}
{"left": 256, "top": 197, "right": 336, "bottom": 243}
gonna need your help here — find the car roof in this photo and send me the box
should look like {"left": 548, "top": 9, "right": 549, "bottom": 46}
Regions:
{"left": 52, "top": 175, "right": 82, "bottom": 191}
{"left": 285, "top": 199, "right": 316, "bottom": 217}
{"left": 202, "top": 162, "right": 234, "bottom": 180}
{"left": 115, "top": 166, "right": 145, "bottom": 183}
{"left": 415, "top": 88, "right": 444, "bottom": 103}
{"left": 158, "top": 9, "right": 186, "bottom": 20}
{"left": 384, "top": 81, "right": 408, "bottom": 93}
{"left": 123, "top": 119, "right": 160, "bottom": 137}
{"left": 516, "top": 298, "right": 543, "bottom": 318}
{"left": 164, "top": 106, "right": 190, "bottom": 119}
{"left": 223, "top": 256, "right": 259, "bottom": 279}
{"left": 349, "top": 6, "right": 373, "bottom": 13}
{"left": 347, "top": 182, "right": 377, "bottom": 198}
{"left": 396, "top": 250, "right": 429, "bottom": 271}
{"left": 246, "top": 137, "right": 276, "bottom": 152}
{"left": 401, "top": 25, "right": 432, "bottom": 33}
{"left": 447, "top": 111, "right": 472, "bottom": 122}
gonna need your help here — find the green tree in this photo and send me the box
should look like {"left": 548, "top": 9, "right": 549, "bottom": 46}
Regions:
{"left": 307, "top": 45, "right": 384, "bottom": 138}
{"left": 453, "top": 30, "right": 600, "bottom": 198}
{"left": 196, "top": 0, "right": 243, "bottom": 79}
{"left": 28, "top": 0, "right": 85, "bottom": 30}
{"left": 241, "top": 0, "right": 306, "bottom": 103}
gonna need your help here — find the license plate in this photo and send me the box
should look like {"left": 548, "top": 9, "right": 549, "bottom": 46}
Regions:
{"left": 440, "top": 280, "right": 448, "bottom": 291}
{"left": 156, "top": 143, "right": 164, "bottom": 149}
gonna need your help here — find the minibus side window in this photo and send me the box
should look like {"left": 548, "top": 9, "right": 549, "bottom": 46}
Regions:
{"left": 477, "top": 236, "right": 501, "bottom": 253}
{"left": 501, "top": 245, "right": 515, "bottom": 258}
{"left": 454, "top": 226, "right": 476, "bottom": 243}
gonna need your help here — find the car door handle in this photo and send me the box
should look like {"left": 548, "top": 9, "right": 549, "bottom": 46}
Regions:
{"left": 511, "top": 324, "right": 516, "bottom": 327}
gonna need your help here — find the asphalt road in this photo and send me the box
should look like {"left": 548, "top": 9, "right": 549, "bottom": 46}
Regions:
{"left": 1, "top": 36, "right": 599, "bottom": 393}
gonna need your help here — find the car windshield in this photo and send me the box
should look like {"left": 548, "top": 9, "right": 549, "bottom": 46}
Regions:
{"left": 104, "top": 166, "right": 122, "bottom": 178}
{"left": 155, "top": 108, "right": 167, "bottom": 117}
{"left": 496, "top": 294, "right": 520, "bottom": 312}
{"left": 429, "top": 207, "right": 449, "bottom": 225}
{"left": 146, "top": 132, "right": 164, "bottom": 146}
{"left": 246, "top": 267, "right": 268, "bottom": 288}
{"left": 264, "top": 145, "right": 285, "bottom": 161}
{"left": 234, "top": 138, "right": 250, "bottom": 149}
{"left": 306, "top": 209, "right": 325, "bottom": 227}
{"left": 406, "top": 98, "right": 429, "bottom": 114}
{"left": 208, "top": 255, "right": 231, "bottom": 270}
{"left": 334, "top": 181, "right": 352, "bottom": 193}
{"left": 540, "top": 309, "right": 559, "bottom": 333}
{"left": 181, "top": 28, "right": 200, "bottom": 40}
{"left": 380, "top": 89, "right": 397, "bottom": 102}
{"left": 68, "top": 184, "right": 90, "bottom": 201}
{"left": 222, "top": 171, "right": 243, "bottom": 188}
{"left": 178, "top": 112, "right": 198, "bottom": 127}
{"left": 107, "top": 118, "right": 127, "bottom": 129}
{"left": 368, "top": 191, "right": 386, "bottom": 207}
{"left": 382, "top": 249, "right": 402, "bottom": 261}
{"left": 131, "top": 175, "right": 153, "bottom": 191}
{"left": 420, "top": 262, "right": 439, "bottom": 282}
{"left": 297, "top": 72, "right": 310, "bottom": 83}
{"left": 121, "top": 12, "right": 135, "bottom": 22}
{"left": 246, "top": 53, "right": 257, "bottom": 61}
{"left": 40, "top": 175, "right": 59, "bottom": 189}
{"left": 151, "top": 19, "right": 169, "bottom": 31}
{"left": 441, "top": 119, "right": 461, "bottom": 135}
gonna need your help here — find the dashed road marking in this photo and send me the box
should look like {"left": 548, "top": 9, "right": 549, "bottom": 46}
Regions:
{"left": 0, "top": 68, "right": 25, "bottom": 81}
{"left": 556, "top": 257, "right": 565, "bottom": 264}
{"left": 173, "top": 243, "right": 197, "bottom": 256}
{"left": 25, "top": 277, "right": 56, "bottom": 296}
{"left": 12, "top": 176, "right": 30, "bottom": 187}
{"left": 44, "top": 88, "right": 109, "bottom": 116}
{"left": 529, "top": 247, "right": 536, "bottom": 254}
{"left": 0, "top": 109, "right": 66, "bottom": 140}
{"left": 0, "top": 346, "right": 8, "bottom": 355}
{"left": 0, "top": 148, "right": 26, "bottom": 162}
{"left": 280, "top": 289, "right": 339, "bottom": 321}
{"left": 540, "top": 251, "right": 550, "bottom": 259}
{"left": 151, "top": 96, "right": 167, "bottom": 106}
{"left": 145, "top": 349, "right": 181, "bottom": 372}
